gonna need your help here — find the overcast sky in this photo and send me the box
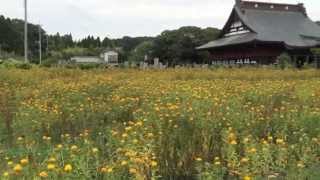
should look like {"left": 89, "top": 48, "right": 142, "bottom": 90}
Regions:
{"left": 1, "top": 0, "right": 319, "bottom": 39}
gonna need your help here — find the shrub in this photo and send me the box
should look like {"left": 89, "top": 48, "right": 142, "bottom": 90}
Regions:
{"left": 15, "top": 62, "right": 33, "bottom": 70}
{"left": 277, "top": 53, "right": 292, "bottom": 70}
{"left": 41, "top": 58, "right": 59, "bottom": 68}
{"left": 78, "top": 63, "right": 100, "bottom": 70}
{"left": 0, "top": 59, "right": 24, "bottom": 69}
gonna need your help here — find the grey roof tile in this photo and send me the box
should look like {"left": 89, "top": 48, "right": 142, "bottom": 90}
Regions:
{"left": 198, "top": 4, "right": 320, "bottom": 50}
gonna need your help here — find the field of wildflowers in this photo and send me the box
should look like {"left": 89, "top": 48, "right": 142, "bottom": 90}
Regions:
{"left": 0, "top": 68, "right": 319, "bottom": 179}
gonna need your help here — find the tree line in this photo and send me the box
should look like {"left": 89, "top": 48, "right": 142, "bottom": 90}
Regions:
{"left": 0, "top": 14, "right": 221, "bottom": 65}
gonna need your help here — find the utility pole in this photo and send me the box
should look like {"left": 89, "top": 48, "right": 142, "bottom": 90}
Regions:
{"left": 46, "top": 35, "right": 49, "bottom": 55}
{"left": 38, "top": 25, "right": 42, "bottom": 65}
{"left": 24, "top": 0, "right": 28, "bottom": 63}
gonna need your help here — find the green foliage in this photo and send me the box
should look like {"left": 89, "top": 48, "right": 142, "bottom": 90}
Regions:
{"left": 77, "top": 36, "right": 101, "bottom": 48}
{"left": 311, "top": 48, "right": 320, "bottom": 55}
{"left": 78, "top": 63, "right": 101, "bottom": 70}
{"left": 277, "top": 53, "right": 292, "bottom": 70}
{"left": 0, "top": 14, "right": 223, "bottom": 67}
{"left": 15, "top": 62, "right": 33, "bottom": 70}
{"left": 152, "top": 26, "right": 220, "bottom": 66}
{"left": 61, "top": 47, "right": 95, "bottom": 59}
{"left": 128, "top": 41, "right": 153, "bottom": 63}
{"left": 0, "top": 59, "right": 32, "bottom": 69}
{"left": 48, "top": 33, "right": 74, "bottom": 51}
{"left": 0, "top": 15, "right": 47, "bottom": 59}
{"left": 41, "top": 58, "right": 59, "bottom": 68}
{"left": 102, "top": 37, "right": 114, "bottom": 48}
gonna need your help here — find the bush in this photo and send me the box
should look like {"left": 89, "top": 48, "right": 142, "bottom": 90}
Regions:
{"left": 41, "top": 58, "right": 59, "bottom": 68}
{"left": 0, "top": 59, "right": 24, "bottom": 69}
{"left": 15, "top": 62, "right": 33, "bottom": 70}
{"left": 78, "top": 63, "right": 100, "bottom": 70}
{"left": 277, "top": 53, "right": 292, "bottom": 70}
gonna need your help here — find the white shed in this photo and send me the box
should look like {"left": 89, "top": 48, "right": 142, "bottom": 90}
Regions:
{"left": 103, "top": 51, "right": 119, "bottom": 64}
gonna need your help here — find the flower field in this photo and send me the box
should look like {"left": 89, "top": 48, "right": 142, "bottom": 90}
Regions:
{"left": 0, "top": 68, "right": 320, "bottom": 179}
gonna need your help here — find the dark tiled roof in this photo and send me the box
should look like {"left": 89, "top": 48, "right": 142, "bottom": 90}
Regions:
{"left": 198, "top": 1, "right": 320, "bottom": 50}
{"left": 197, "top": 32, "right": 257, "bottom": 49}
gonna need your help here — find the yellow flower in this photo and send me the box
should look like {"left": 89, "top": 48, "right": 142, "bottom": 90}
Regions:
{"left": 243, "top": 175, "right": 252, "bottom": 180}
{"left": 147, "top": 133, "right": 154, "bottom": 138}
{"left": 7, "top": 161, "right": 13, "bottom": 166}
{"left": 100, "top": 166, "right": 113, "bottom": 174}
{"left": 243, "top": 137, "right": 250, "bottom": 143}
{"left": 107, "top": 167, "right": 113, "bottom": 173}
{"left": 56, "top": 144, "right": 63, "bottom": 149}
{"left": 70, "top": 145, "right": 78, "bottom": 151}
{"left": 241, "top": 158, "right": 249, "bottom": 163}
{"left": 13, "top": 164, "right": 23, "bottom": 173}
{"left": 150, "top": 160, "right": 158, "bottom": 167}
{"left": 122, "top": 133, "right": 128, "bottom": 138}
{"left": 276, "top": 138, "right": 285, "bottom": 145}
{"left": 92, "top": 148, "right": 99, "bottom": 153}
{"left": 195, "top": 157, "right": 202, "bottom": 162}
{"left": 121, "top": 161, "right": 128, "bottom": 166}
{"left": 214, "top": 161, "right": 221, "bottom": 165}
{"left": 230, "top": 140, "right": 237, "bottom": 145}
{"left": 101, "top": 167, "right": 108, "bottom": 173}
{"left": 48, "top": 157, "right": 57, "bottom": 163}
{"left": 47, "top": 163, "right": 56, "bottom": 170}
{"left": 20, "top": 158, "right": 29, "bottom": 166}
{"left": 64, "top": 164, "right": 73, "bottom": 172}
{"left": 248, "top": 148, "right": 257, "bottom": 153}
{"left": 132, "top": 139, "right": 139, "bottom": 144}
{"left": 39, "top": 171, "right": 48, "bottom": 178}
{"left": 297, "top": 162, "right": 305, "bottom": 168}
{"left": 2, "top": 172, "right": 9, "bottom": 177}
{"left": 129, "top": 168, "right": 138, "bottom": 174}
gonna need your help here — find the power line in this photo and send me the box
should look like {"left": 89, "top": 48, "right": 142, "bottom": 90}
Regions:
{"left": 39, "top": 25, "right": 42, "bottom": 65}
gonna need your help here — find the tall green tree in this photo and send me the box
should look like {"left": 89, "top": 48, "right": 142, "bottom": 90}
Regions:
{"left": 152, "top": 26, "right": 220, "bottom": 66}
{"left": 128, "top": 41, "right": 153, "bottom": 63}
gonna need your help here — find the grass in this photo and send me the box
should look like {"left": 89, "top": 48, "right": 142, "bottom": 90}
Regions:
{"left": 0, "top": 68, "right": 319, "bottom": 179}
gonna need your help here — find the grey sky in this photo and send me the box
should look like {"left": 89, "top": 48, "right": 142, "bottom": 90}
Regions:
{"left": 1, "top": 0, "right": 319, "bottom": 39}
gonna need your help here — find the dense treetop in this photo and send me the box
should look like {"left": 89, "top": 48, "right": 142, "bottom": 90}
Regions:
{"left": 0, "top": 14, "right": 220, "bottom": 65}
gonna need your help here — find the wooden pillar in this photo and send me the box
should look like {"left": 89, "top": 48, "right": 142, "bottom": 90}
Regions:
{"left": 316, "top": 55, "right": 320, "bottom": 69}
{"left": 293, "top": 55, "right": 299, "bottom": 68}
{"left": 304, "top": 55, "right": 309, "bottom": 66}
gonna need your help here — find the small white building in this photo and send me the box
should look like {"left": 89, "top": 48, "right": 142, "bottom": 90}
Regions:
{"left": 102, "top": 50, "right": 119, "bottom": 65}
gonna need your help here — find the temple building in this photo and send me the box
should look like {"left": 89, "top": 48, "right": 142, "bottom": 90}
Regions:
{"left": 197, "top": 0, "right": 320, "bottom": 67}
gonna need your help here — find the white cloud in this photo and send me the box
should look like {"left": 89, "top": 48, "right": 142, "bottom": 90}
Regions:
{"left": 0, "top": 0, "right": 319, "bottom": 39}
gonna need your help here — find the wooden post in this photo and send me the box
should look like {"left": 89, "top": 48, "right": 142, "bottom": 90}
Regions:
{"left": 316, "top": 55, "right": 320, "bottom": 69}
{"left": 293, "top": 55, "right": 299, "bottom": 68}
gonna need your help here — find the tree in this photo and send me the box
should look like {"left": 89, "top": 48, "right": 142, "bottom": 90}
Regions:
{"left": 128, "top": 41, "right": 153, "bottom": 63}
{"left": 102, "top": 37, "right": 113, "bottom": 48}
{"left": 152, "top": 26, "right": 220, "bottom": 66}
{"left": 77, "top": 36, "right": 101, "bottom": 48}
